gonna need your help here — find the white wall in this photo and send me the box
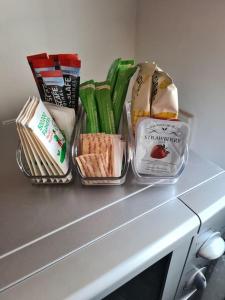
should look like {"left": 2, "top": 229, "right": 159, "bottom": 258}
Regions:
{"left": 0, "top": 0, "right": 136, "bottom": 120}
{"left": 2, "top": 0, "right": 225, "bottom": 168}
{"left": 135, "top": 0, "right": 225, "bottom": 168}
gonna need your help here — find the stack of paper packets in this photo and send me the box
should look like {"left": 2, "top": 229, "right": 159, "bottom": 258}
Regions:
{"left": 16, "top": 96, "right": 75, "bottom": 183}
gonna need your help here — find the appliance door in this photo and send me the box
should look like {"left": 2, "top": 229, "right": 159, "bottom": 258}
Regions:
{"left": 177, "top": 173, "right": 225, "bottom": 300}
{"left": 103, "top": 253, "right": 172, "bottom": 300}
{"left": 103, "top": 243, "right": 193, "bottom": 300}
{"left": 190, "top": 230, "right": 225, "bottom": 300}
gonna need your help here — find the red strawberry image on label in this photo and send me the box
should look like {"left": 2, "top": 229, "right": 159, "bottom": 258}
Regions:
{"left": 150, "top": 144, "right": 170, "bottom": 159}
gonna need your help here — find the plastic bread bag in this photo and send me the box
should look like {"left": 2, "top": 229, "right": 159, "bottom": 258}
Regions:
{"left": 150, "top": 66, "right": 178, "bottom": 119}
{"left": 59, "top": 56, "right": 81, "bottom": 111}
{"left": 134, "top": 118, "right": 189, "bottom": 177}
{"left": 95, "top": 81, "right": 116, "bottom": 134}
{"left": 32, "top": 58, "right": 56, "bottom": 103}
{"left": 40, "top": 70, "right": 68, "bottom": 107}
{"left": 79, "top": 80, "right": 100, "bottom": 133}
{"left": 112, "top": 63, "right": 137, "bottom": 132}
{"left": 131, "top": 62, "right": 156, "bottom": 133}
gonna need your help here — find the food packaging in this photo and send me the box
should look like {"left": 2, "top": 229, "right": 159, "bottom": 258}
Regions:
{"left": 112, "top": 64, "right": 137, "bottom": 132}
{"left": 131, "top": 62, "right": 179, "bottom": 133}
{"left": 32, "top": 58, "right": 55, "bottom": 103}
{"left": 95, "top": 81, "right": 116, "bottom": 134}
{"left": 131, "top": 62, "right": 156, "bottom": 133}
{"left": 150, "top": 67, "right": 178, "bottom": 119}
{"left": 49, "top": 53, "right": 79, "bottom": 70}
{"left": 44, "top": 102, "right": 76, "bottom": 142}
{"left": 27, "top": 53, "right": 81, "bottom": 109}
{"left": 16, "top": 97, "right": 76, "bottom": 184}
{"left": 106, "top": 58, "right": 121, "bottom": 96}
{"left": 131, "top": 117, "right": 189, "bottom": 184}
{"left": 59, "top": 55, "right": 81, "bottom": 111}
{"left": 79, "top": 80, "right": 99, "bottom": 133}
{"left": 41, "top": 70, "right": 68, "bottom": 107}
{"left": 27, "top": 53, "right": 48, "bottom": 99}
{"left": 73, "top": 108, "right": 130, "bottom": 185}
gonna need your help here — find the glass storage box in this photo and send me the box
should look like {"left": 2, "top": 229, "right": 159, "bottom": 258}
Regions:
{"left": 73, "top": 108, "right": 130, "bottom": 186}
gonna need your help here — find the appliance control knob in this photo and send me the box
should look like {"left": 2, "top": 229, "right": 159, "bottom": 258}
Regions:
{"left": 186, "top": 267, "right": 207, "bottom": 291}
{"left": 198, "top": 232, "right": 225, "bottom": 260}
{"left": 193, "top": 270, "right": 207, "bottom": 290}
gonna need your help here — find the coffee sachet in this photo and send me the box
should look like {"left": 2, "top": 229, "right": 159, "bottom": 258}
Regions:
{"left": 41, "top": 70, "right": 68, "bottom": 107}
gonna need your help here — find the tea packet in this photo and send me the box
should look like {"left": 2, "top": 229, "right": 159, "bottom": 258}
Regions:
{"left": 59, "top": 55, "right": 81, "bottom": 111}
{"left": 41, "top": 70, "right": 68, "bottom": 107}
{"left": 134, "top": 118, "right": 189, "bottom": 177}
{"left": 27, "top": 53, "right": 48, "bottom": 100}
{"left": 32, "top": 58, "right": 55, "bottom": 103}
{"left": 16, "top": 97, "right": 69, "bottom": 175}
{"left": 27, "top": 53, "right": 81, "bottom": 111}
{"left": 49, "top": 53, "right": 79, "bottom": 69}
{"left": 16, "top": 97, "right": 40, "bottom": 176}
{"left": 44, "top": 102, "right": 76, "bottom": 142}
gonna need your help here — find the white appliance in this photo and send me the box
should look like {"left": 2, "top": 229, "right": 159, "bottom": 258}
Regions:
{"left": 176, "top": 172, "right": 225, "bottom": 299}
{"left": 1, "top": 125, "right": 225, "bottom": 300}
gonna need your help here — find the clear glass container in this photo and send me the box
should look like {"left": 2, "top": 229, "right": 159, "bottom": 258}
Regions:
{"left": 126, "top": 104, "right": 189, "bottom": 185}
{"left": 73, "top": 108, "right": 130, "bottom": 186}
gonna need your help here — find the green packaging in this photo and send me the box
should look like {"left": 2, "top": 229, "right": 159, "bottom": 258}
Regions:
{"left": 119, "top": 59, "right": 135, "bottom": 67}
{"left": 79, "top": 80, "right": 100, "bottom": 133}
{"left": 106, "top": 58, "right": 121, "bottom": 96}
{"left": 85, "top": 117, "right": 91, "bottom": 133}
{"left": 112, "top": 64, "right": 137, "bottom": 131}
{"left": 95, "top": 81, "right": 116, "bottom": 134}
